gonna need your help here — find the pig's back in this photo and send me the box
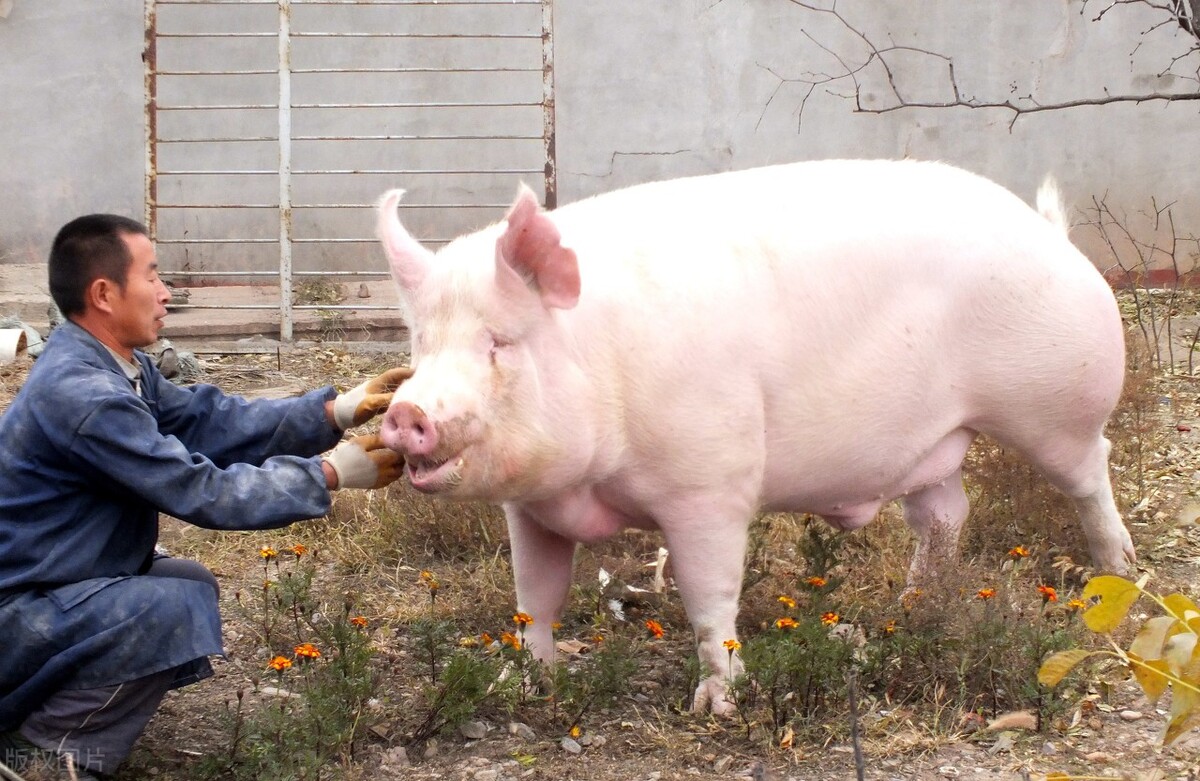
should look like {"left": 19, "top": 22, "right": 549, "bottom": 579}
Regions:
{"left": 553, "top": 159, "right": 1118, "bottom": 377}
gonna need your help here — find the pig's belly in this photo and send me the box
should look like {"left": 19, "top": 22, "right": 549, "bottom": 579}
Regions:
{"left": 758, "top": 426, "right": 977, "bottom": 527}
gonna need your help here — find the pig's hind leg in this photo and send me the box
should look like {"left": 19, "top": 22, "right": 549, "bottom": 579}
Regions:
{"left": 1021, "top": 433, "right": 1135, "bottom": 575}
{"left": 900, "top": 467, "right": 971, "bottom": 586}
{"left": 897, "top": 428, "right": 976, "bottom": 585}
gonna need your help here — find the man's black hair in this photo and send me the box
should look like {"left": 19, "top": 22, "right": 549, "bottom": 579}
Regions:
{"left": 48, "top": 214, "right": 150, "bottom": 317}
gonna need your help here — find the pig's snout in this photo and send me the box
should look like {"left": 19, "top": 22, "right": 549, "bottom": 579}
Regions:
{"left": 381, "top": 401, "right": 439, "bottom": 457}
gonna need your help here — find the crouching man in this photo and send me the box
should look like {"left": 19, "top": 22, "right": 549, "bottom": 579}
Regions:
{"left": 0, "top": 214, "right": 410, "bottom": 779}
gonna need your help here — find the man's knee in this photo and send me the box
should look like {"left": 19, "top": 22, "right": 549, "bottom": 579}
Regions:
{"left": 146, "top": 556, "right": 219, "bottom": 600}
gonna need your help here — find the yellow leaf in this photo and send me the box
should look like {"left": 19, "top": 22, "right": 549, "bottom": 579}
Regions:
{"left": 1045, "top": 773, "right": 1072, "bottom": 781}
{"left": 1128, "top": 652, "right": 1171, "bottom": 704}
{"left": 1164, "top": 634, "right": 1199, "bottom": 676}
{"left": 1038, "top": 649, "right": 1096, "bottom": 687}
{"left": 1082, "top": 575, "right": 1142, "bottom": 633}
{"left": 1165, "top": 684, "right": 1200, "bottom": 745}
{"left": 1130, "top": 615, "right": 1180, "bottom": 660}
{"left": 1163, "top": 593, "right": 1200, "bottom": 624}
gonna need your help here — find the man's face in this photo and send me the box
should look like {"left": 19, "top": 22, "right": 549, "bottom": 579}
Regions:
{"left": 110, "top": 232, "right": 171, "bottom": 350}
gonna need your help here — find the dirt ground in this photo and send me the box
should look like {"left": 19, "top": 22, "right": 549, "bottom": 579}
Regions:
{"left": 3, "top": 332, "right": 1200, "bottom": 781}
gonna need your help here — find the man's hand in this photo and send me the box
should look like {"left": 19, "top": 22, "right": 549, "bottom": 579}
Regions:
{"left": 332, "top": 366, "right": 413, "bottom": 429}
{"left": 322, "top": 434, "right": 405, "bottom": 490}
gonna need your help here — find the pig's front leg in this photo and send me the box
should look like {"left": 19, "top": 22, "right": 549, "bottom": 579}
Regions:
{"left": 504, "top": 505, "right": 576, "bottom": 665}
{"left": 660, "top": 509, "right": 752, "bottom": 716}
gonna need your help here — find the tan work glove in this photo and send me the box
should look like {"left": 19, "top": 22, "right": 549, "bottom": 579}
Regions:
{"left": 322, "top": 434, "right": 405, "bottom": 490}
{"left": 332, "top": 366, "right": 413, "bottom": 429}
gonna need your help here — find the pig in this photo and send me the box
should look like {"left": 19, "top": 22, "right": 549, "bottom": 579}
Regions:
{"left": 376, "top": 159, "right": 1134, "bottom": 715}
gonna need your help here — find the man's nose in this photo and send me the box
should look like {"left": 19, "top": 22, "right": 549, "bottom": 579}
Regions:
{"left": 157, "top": 280, "right": 172, "bottom": 304}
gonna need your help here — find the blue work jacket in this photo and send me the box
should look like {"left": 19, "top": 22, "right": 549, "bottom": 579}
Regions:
{"left": 0, "top": 321, "right": 342, "bottom": 728}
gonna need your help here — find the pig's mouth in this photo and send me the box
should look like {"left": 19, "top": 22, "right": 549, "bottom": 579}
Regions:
{"left": 406, "top": 454, "right": 465, "bottom": 494}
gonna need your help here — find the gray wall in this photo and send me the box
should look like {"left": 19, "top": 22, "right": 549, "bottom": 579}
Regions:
{"left": 1, "top": 0, "right": 1196, "bottom": 274}
{"left": 0, "top": 1, "right": 146, "bottom": 264}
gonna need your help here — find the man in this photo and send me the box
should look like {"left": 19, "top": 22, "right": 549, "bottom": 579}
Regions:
{"left": 0, "top": 214, "right": 409, "bottom": 779}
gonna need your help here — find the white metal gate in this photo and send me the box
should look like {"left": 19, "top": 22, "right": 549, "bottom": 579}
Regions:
{"left": 145, "top": 0, "right": 554, "bottom": 341}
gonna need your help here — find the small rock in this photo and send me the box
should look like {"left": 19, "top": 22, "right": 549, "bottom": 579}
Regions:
{"left": 937, "top": 767, "right": 960, "bottom": 777}
{"left": 1119, "top": 709, "right": 1144, "bottom": 721}
{"left": 1041, "top": 741, "right": 1057, "bottom": 755}
{"left": 381, "top": 746, "right": 409, "bottom": 767}
{"left": 422, "top": 738, "right": 438, "bottom": 760}
{"left": 508, "top": 721, "right": 536, "bottom": 741}
{"left": 1084, "top": 751, "right": 1113, "bottom": 763}
{"left": 473, "top": 768, "right": 500, "bottom": 781}
{"left": 560, "top": 736, "right": 582, "bottom": 755}
{"left": 358, "top": 283, "right": 371, "bottom": 298}
{"left": 461, "top": 720, "right": 488, "bottom": 740}
{"left": 987, "top": 733, "right": 1015, "bottom": 755}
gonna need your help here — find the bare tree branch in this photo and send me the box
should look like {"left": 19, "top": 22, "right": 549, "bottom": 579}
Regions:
{"left": 784, "top": 0, "right": 1200, "bottom": 127}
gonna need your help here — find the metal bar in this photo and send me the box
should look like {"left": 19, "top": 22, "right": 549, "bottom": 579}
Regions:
{"left": 158, "top": 134, "right": 541, "bottom": 143}
{"left": 279, "top": 0, "right": 294, "bottom": 341}
{"left": 157, "top": 70, "right": 278, "bottom": 76}
{"left": 144, "top": 0, "right": 158, "bottom": 235}
{"left": 166, "top": 304, "right": 396, "bottom": 311}
{"left": 156, "top": 32, "right": 537, "bottom": 39}
{"left": 542, "top": 0, "right": 556, "bottom": 209}
{"left": 294, "top": 32, "right": 539, "bottom": 39}
{"left": 157, "top": 104, "right": 280, "bottom": 110}
{"left": 157, "top": 0, "right": 537, "bottom": 4}
{"left": 292, "top": 67, "right": 540, "bottom": 73}
{"left": 156, "top": 168, "right": 542, "bottom": 175}
{"left": 290, "top": 101, "right": 542, "bottom": 108}
{"left": 159, "top": 270, "right": 390, "bottom": 277}
{"left": 156, "top": 202, "right": 504, "bottom": 209}
{"left": 159, "top": 67, "right": 540, "bottom": 75}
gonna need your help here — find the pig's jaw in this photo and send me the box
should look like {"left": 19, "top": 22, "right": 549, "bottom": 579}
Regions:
{"left": 406, "top": 454, "right": 464, "bottom": 494}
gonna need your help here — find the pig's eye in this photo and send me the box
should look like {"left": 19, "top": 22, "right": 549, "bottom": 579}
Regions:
{"left": 488, "top": 333, "right": 513, "bottom": 360}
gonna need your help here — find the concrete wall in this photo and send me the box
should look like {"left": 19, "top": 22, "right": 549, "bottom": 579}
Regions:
{"left": 0, "top": 0, "right": 146, "bottom": 265}
{"left": 1, "top": 0, "right": 1196, "bottom": 276}
{"left": 554, "top": 0, "right": 1198, "bottom": 275}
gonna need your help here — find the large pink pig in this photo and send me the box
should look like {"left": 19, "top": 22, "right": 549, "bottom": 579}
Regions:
{"left": 377, "top": 160, "right": 1134, "bottom": 714}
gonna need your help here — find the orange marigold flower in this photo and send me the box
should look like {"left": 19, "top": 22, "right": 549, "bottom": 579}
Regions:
{"left": 500, "top": 631, "right": 521, "bottom": 649}
{"left": 1008, "top": 545, "right": 1030, "bottom": 558}
{"left": 551, "top": 621, "right": 563, "bottom": 632}
{"left": 259, "top": 546, "right": 277, "bottom": 560}
{"left": 976, "top": 588, "right": 997, "bottom": 600}
{"left": 775, "top": 617, "right": 799, "bottom": 630}
{"left": 806, "top": 576, "right": 827, "bottom": 588}
{"left": 592, "top": 634, "right": 605, "bottom": 645}
{"left": 645, "top": 619, "right": 664, "bottom": 639}
{"left": 267, "top": 655, "right": 292, "bottom": 672}
{"left": 350, "top": 616, "right": 368, "bottom": 629}
{"left": 513, "top": 612, "right": 534, "bottom": 628}
{"left": 777, "top": 595, "right": 797, "bottom": 609}
{"left": 883, "top": 619, "right": 896, "bottom": 635}
{"left": 723, "top": 638, "right": 742, "bottom": 653}
{"left": 480, "top": 632, "right": 494, "bottom": 646}
{"left": 290, "top": 544, "right": 308, "bottom": 557}
{"left": 569, "top": 725, "right": 582, "bottom": 739}
{"left": 294, "top": 642, "right": 321, "bottom": 659}
{"left": 820, "top": 612, "right": 839, "bottom": 626}
{"left": 1037, "top": 585, "right": 1058, "bottom": 603}
{"left": 1067, "top": 598, "right": 1087, "bottom": 611}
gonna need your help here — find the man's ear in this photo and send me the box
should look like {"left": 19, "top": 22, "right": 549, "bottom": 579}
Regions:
{"left": 87, "top": 277, "right": 118, "bottom": 315}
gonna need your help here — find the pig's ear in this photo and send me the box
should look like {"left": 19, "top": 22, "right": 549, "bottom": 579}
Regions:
{"left": 495, "top": 184, "right": 580, "bottom": 310}
{"left": 377, "top": 189, "right": 432, "bottom": 294}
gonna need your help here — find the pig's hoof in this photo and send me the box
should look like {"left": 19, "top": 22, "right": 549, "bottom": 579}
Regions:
{"left": 692, "top": 678, "right": 737, "bottom": 716}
